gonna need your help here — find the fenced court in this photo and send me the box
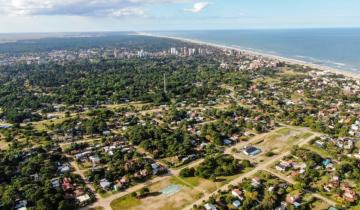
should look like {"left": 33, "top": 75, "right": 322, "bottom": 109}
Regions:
{"left": 160, "top": 184, "right": 182, "bottom": 197}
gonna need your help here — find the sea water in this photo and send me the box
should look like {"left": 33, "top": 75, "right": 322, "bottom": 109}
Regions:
{"left": 154, "top": 28, "right": 360, "bottom": 74}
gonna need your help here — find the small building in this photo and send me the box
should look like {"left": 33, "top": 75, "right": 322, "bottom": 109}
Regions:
{"left": 276, "top": 164, "right": 288, "bottom": 172}
{"left": 315, "top": 140, "right": 325, "bottom": 148}
{"left": 232, "top": 189, "right": 244, "bottom": 200}
{"left": 15, "top": 200, "right": 27, "bottom": 210}
{"left": 243, "top": 146, "right": 261, "bottom": 156}
{"left": 232, "top": 200, "right": 241, "bottom": 208}
{"left": 59, "top": 164, "right": 71, "bottom": 173}
{"left": 251, "top": 177, "right": 262, "bottom": 187}
{"left": 0, "top": 124, "right": 12, "bottom": 129}
{"left": 102, "top": 130, "right": 111, "bottom": 136}
{"left": 322, "top": 159, "right": 331, "bottom": 167}
{"left": 51, "top": 178, "right": 60, "bottom": 188}
{"left": 99, "top": 179, "right": 111, "bottom": 190}
{"left": 76, "top": 194, "right": 91, "bottom": 204}
{"left": 293, "top": 202, "right": 301, "bottom": 208}
{"left": 204, "top": 203, "right": 217, "bottom": 210}
{"left": 223, "top": 139, "right": 233, "bottom": 145}
{"left": 89, "top": 156, "right": 101, "bottom": 164}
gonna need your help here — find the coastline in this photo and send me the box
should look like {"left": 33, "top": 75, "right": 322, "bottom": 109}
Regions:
{"left": 137, "top": 32, "right": 360, "bottom": 81}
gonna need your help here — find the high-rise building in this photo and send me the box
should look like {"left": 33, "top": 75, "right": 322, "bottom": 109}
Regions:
{"left": 198, "top": 48, "right": 204, "bottom": 55}
{"left": 188, "top": 48, "right": 196, "bottom": 56}
{"left": 137, "top": 49, "right": 145, "bottom": 58}
{"left": 170, "top": 47, "right": 177, "bottom": 55}
{"left": 114, "top": 48, "right": 119, "bottom": 58}
{"left": 182, "top": 47, "right": 188, "bottom": 56}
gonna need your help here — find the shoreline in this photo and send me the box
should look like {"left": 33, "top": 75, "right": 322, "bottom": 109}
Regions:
{"left": 137, "top": 32, "right": 360, "bottom": 80}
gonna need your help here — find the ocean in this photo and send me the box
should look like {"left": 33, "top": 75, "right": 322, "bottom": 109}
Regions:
{"left": 153, "top": 29, "right": 360, "bottom": 74}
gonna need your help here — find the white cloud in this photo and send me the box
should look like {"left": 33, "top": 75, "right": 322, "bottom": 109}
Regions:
{"left": 109, "top": 7, "right": 145, "bottom": 17}
{"left": 0, "top": 0, "right": 194, "bottom": 17}
{"left": 184, "top": 2, "right": 209, "bottom": 13}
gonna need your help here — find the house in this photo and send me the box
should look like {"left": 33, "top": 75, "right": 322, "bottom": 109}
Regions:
{"left": 114, "top": 176, "right": 129, "bottom": 191}
{"left": 243, "top": 146, "right": 261, "bottom": 156}
{"left": 276, "top": 164, "right": 288, "bottom": 172}
{"left": 30, "top": 173, "right": 39, "bottom": 182}
{"left": 102, "top": 130, "right": 111, "bottom": 136}
{"left": 74, "top": 151, "right": 92, "bottom": 160}
{"left": 286, "top": 194, "right": 300, "bottom": 204}
{"left": 76, "top": 194, "right": 91, "bottom": 204}
{"left": 134, "top": 169, "right": 148, "bottom": 179}
{"left": 322, "top": 159, "right": 331, "bottom": 167}
{"left": 182, "top": 154, "right": 197, "bottom": 163}
{"left": 275, "top": 201, "right": 287, "bottom": 210}
{"left": 51, "top": 178, "right": 61, "bottom": 188}
{"left": 251, "top": 177, "right": 261, "bottom": 187}
{"left": 293, "top": 202, "right": 301, "bottom": 208}
{"left": 99, "top": 178, "right": 111, "bottom": 190}
{"left": 268, "top": 186, "right": 275, "bottom": 192}
{"left": 0, "top": 124, "right": 12, "bottom": 129}
{"left": 62, "top": 177, "right": 73, "bottom": 192}
{"left": 89, "top": 156, "right": 101, "bottom": 164}
{"left": 120, "top": 176, "right": 129, "bottom": 184}
{"left": 15, "top": 200, "right": 27, "bottom": 210}
{"left": 231, "top": 189, "right": 244, "bottom": 200}
{"left": 223, "top": 139, "right": 233, "bottom": 145}
{"left": 232, "top": 200, "right": 241, "bottom": 208}
{"left": 114, "top": 181, "right": 124, "bottom": 191}
{"left": 341, "top": 186, "right": 357, "bottom": 203}
{"left": 315, "top": 140, "right": 326, "bottom": 148}
{"left": 58, "top": 164, "right": 71, "bottom": 173}
{"left": 204, "top": 203, "right": 217, "bottom": 210}
{"left": 151, "top": 163, "right": 160, "bottom": 173}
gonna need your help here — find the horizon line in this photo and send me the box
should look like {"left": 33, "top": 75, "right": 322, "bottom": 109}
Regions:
{"left": 1, "top": 26, "right": 360, "bottom": 34}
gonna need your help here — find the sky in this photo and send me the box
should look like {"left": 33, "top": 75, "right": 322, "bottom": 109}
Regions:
{"left": 0, "top": 0, "right": 360, "bottom": 33}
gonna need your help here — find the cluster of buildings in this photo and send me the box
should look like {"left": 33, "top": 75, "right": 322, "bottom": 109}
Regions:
{"left": 203, "top": 173, "right": 308, "bottom": 210}
{"left": 315, "top": 135, "right": 357, "bottom": 151}
{"left": 219, "top": 50, "right": 284, "bottom": 71}
{"left": 349, "top": 120, "right": 360, "bottom": 137}
{"left": 51, "top": 177, "right": 93, "bottom": 206}
{"left": 0, "top": 45, "right": 211, "bottom": 66}
{"left": 169, "top": 47, "right": 206, "bottom": 56}
{"left": 65, "top": 137, "right": 168, "bottom": 193}
{"left": 276, "top": 145, "right": 359, "bottom": 205}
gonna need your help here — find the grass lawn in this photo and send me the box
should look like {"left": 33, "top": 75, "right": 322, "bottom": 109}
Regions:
{"left": 304, "top": 194, "right": 330, "bottom": 210}
{"left": 303, "top": 144, "right": 332, "bottom": 158}
{"left": 356, "top": 140, "right": 360, "bottom": 149}
{"left": 276, "top": 127, "right": 292, "bottom": 136}
{"left": 89, "top": 207, "right": 105, "bottom": 210}
{"left": 259, "top": 127, "right": 313, "bottom": 154}
{"left": 350, "top": 205, "right": 360, "bottom": 210}
{"left": 0, "top": 140, "right": 9, "bottom": 150}
{"left": 171, "top": 176, "right": 218, "bottom": 193}
{"left": 110, "top": 194, "right": 141, "bottom": 209}
{"left": 33, "top": 116, "right": 71, "bottom": 132}
{"left": 110, "top": 176, "right": 203, "bottom": 210}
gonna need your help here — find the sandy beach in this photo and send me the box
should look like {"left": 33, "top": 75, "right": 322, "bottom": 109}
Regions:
{"left": 137, "top": 32, "right": 360, "bottom": 81}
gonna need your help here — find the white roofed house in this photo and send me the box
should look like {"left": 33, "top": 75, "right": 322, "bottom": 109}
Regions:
{"left": 204, "top": 203, "right": 217, "bottom": 210}
{"left": 99, "top": 178, "right": 111, "bottom": 191}
{"left": 89, "top": 156, "right": 101, "bottom": 164}
{"left": 231, "top": 189, "right": 244, "bottom": 200}
{"left": 15, "top": 200, "right": 27, "bottom": 210}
